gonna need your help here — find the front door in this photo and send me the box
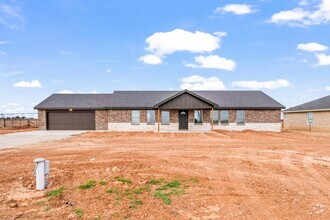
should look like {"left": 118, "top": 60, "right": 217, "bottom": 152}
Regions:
{"left": 179, "top": 110, "right": 188, "bottom": 130}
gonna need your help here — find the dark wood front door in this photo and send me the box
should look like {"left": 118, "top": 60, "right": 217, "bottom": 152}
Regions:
{"left": 179, "top": 110, "right": 188, "bottom": 130}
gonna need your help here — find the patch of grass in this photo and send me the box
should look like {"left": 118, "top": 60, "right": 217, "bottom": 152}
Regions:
{"left": 79, "top": 180, "right": 96, "bottom": 189}
{"left": 99, "top": 180, "right": 107, "bottom": 185}
{"left": 115, "top": 176, "right": 132, "bottom": 184}
{"left": 48, "top": 186, "right": 64, "bottom": 198}
{"left": 153, "top": 191, "right": 172, "bottom": 205}
{"left": 148, "top": 179, "right": 160, "bottom": 185}
{"left": 129, "top": 198, "right": 143, "bottom": 209}
{"left": 106, "top": 188, "right": 120, "bottom": 194}
{"left": 157, "top": 180, "right": 181, "bottom": 191}
{"left": 74, "top": 208, "right": 84, "bottom": 218}
{"left": 124, "top": 186, "right": 150, "bottom": 195}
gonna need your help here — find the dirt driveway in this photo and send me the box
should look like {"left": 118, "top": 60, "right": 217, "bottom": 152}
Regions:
{"left": 0, "top": 131, "right": 329, "bottom": 219}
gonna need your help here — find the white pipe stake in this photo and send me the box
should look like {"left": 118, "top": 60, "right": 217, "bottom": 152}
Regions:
{"left": 33, "top": 158, "right": 46, "bottom": 190}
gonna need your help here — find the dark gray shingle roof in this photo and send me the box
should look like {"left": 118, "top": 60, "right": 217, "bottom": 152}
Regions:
{"left": 34, "top": 94, "right": 113, "bottom": 110}
{"left": 284, "top": 95, "right": 330, "bottom": 112}
{"left": 35, "top": 90, "right": 285, "bottom": 109}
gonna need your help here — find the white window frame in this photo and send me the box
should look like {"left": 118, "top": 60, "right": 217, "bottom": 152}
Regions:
{"left": 307, "top": 112, "right": 313, "bottom": 125}
{"left": 236, "top": 110, "right": 245, "bottom": 125}
{"left": 131, "top": 110, "right": 140, "bottom": 125}
{"left": 194, "top": 110, "right": 203, "bottom": 124}
{"left": 161, "top": 111, "right": 170, "bottom": 125}
{"left": 220, "top": 110, "right": 229, "bottom": 124}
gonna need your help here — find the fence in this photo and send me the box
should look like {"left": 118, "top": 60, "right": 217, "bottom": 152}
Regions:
{"left": 0, "top": 113, "right": 38, "bottom": 129}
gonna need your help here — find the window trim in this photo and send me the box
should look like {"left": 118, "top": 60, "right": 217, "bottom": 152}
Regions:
{"left": 131, "top": 110, "right": 140, "bottom": 125}
{"left": 212, "top": 110, "right": 219, "bottom": 124}
{"left": 194, "top": 110, "right": 203, "bottom": 125}
{"left": 220, "top": 110, "right": 229, "bottom": 125}
{"left": 146, "top": 110, "right": 156, "bottom": 125}
{"left": 161, "top": 111, "right": 170, "bottom": 125}
{"left": 236, "top": 110, "right": 245, "bottom": 125}
{"left": 307, "top": 112, "right": 313, "bottom": 125}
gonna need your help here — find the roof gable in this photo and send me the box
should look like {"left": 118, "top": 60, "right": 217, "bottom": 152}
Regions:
{"left": 154, "top": 90, "right": 218, "bottom": 109}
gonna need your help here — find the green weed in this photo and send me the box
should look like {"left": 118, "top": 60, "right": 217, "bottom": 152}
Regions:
{"left": 79, "top": 180, "right": 96, "bottom": 189}
{"left": 48, "top": 186, "right": 64, "bottom": 198}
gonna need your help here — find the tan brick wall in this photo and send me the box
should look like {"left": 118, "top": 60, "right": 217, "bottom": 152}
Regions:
{"left": 95, "top": 110, "right": 108, "bottom": 130}
{"left": 38, "top": 110, "right": 46, "bottom": 130}
{"left": 229, "top": 110, "right": 236, "bottom": 123}
{"left": 283, "top": 111, "right": 330, "bottom": 131}
{"left": 246, "top": 110, "right": 281, "bottom": 123}
{"left": 108, "top": 110, "right": 131, "bottom": 123}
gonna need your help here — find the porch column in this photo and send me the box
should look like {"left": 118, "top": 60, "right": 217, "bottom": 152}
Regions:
{"left": 211, "top": 108, "right": 214, "bottom": 131}
{"left": 157, "top": 109, "right": 160, "bottom": 132}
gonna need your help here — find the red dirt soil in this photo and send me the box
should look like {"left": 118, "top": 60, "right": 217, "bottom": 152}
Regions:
{"left": 0, "top": 130, "right": 329, "bottom": 219}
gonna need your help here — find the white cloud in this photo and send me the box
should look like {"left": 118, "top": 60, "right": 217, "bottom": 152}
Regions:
{"left": 180, "top": 75, "right": 226, "bottom": 90}
{"left": 215, "top": 4, "right": 256, "bottom": 15}
{"left": 106, "top": 69, "right": 111, "bottom": 73}
{"left": 0, "top": 4, "right": 25, "bottom": 30}
{"left": 13, "top": 80, "right": 42, "bottom": 88}
{"left": 60, "top": 50, "right": 74, "bottom": 55}
{"left": 138, "top": 54, "right": 162, "bottom": 65}
{"left": 0, "top": 51, "right": 7, "bottom": 56}
{"left": 269, "top": 0, "right": 330, "bottom": 26}
{"left": 0, "top": 41, "right": 10, "bottom": 44}
{"left": 6, "top": 103, "right": 19, "bottom": 106}
{"left": 316, "top": 53, "right": 330, "bottom": 66}
{"left": 185, "top": 55, "right": 236, "bottom": 71}
{"left": 232, "top": 79, "right": 291, "bottom": 89}
{"left": 325, "top": 86, "right": 330, "bottom": 91}
{"left": 297, "top": 42, "right": 328, "bottom": 52}
{"left": 0, "top": 70, "right": 24, "bottom": 77}
{"left": 59, "top": 90, "right": 74, "bottom": 94}
{"left": 144, "top": 29, "right": 221, "bottom": 57}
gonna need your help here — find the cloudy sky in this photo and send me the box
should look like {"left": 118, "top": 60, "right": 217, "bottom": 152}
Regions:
{"left": 0, "top": 0, "right": 329, "bottom": 113}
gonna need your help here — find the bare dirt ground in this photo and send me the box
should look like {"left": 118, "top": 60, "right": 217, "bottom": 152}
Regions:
{"left": 0, "top": 130, "right": 329, "bottom": 219}
{"left": 0, "top": 128, "right": 38, "bottom": 135}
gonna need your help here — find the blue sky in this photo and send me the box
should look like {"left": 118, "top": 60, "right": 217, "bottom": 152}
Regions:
{"left": 0, "top": 0, "right": 329, "bottom": 113}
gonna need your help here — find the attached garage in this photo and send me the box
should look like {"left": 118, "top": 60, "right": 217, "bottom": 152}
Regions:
{"left": 47, "top": 110, "right": 95, "bottom": 130}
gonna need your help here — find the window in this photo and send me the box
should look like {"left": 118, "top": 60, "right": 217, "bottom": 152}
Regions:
{"left": 307, "top": 112, "right": 313, "bottom": 125}
{"left": 161, "top": 111, "right": 170, "bottom": 125}
{"left": 147, "top": 110, "right": 156, "bottom": 125}
{"left": 131, "top": 110, "right": 140, "bottom": 125}
{"left": 236, "top": 110, "right": 245, "bottom": 125}
{"left": 220, "top": 110, "right": 229, "bottom": 124}
{"left": 211, "top": 110, "right": 219, "bottom": 124}
{"left": 194, "top": 110, "right": 203, "bottom": 124}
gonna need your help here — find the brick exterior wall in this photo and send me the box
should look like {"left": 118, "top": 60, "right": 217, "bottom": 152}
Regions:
{"left": 245, "top": 110, "right": 281, "bottom": 123}
{"left": 38, "top": 110, "right": 46, "bottom": 130}
{"left": 229, "top": 110, "right": 236, "bottom": 123}
{"left": 108, "top": 110, "right": 131, "bottom": 123}
{"left": 283, "top": 111, "right": 330, "bottom": 131}
{"left": 95, "top": 110, "right": 108, "bottom": 130}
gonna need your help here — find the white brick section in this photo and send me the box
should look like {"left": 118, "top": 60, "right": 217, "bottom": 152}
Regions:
{"left": 108, "top": 123, "right": 158, "bottom": 131}
{"left": 214, "top": 123, "right": 281, "bottom": 132}
{"left": 108, "top": 122, "right": 281, "bottom": 132}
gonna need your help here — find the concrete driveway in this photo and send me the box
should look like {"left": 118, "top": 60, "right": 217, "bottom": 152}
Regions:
{"left": 0, "top": 131, "right": 86, "bottom": 149}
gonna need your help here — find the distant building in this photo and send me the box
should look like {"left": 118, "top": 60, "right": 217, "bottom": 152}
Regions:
{"left": 283, "top": 95, "right": 330, "bottom": 131}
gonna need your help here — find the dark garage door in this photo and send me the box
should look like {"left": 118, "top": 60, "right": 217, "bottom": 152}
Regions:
{"left": 47, "top": 111, "right": 95, "bottom": 130}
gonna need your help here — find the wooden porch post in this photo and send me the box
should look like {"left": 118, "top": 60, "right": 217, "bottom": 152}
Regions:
{"left": 157, "top": 109, "right": 160, "bottom": 132}
{"left": 211, "top": 107, "right": 214, "bottom": 131}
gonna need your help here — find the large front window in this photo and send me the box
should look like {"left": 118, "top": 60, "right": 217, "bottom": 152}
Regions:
{"left": 220, "top": 110, "right": 229, "bottom": 124}
{"left": 236, "top": 110, "right": 245, "bottom": 125}
{"left": 194, "top": 110, "right": 203, "bottom": 124}
{"left": 212, "top": 110, "right": 219, "bottom": 124}
{"left": 147, "top": 110, "right": 155, "bottom": 125}
{"left": 131, "top": 110, "right": 140, "bottom": 125}
{"left": 161, "top": 111, "right": 170, "bottom": 125}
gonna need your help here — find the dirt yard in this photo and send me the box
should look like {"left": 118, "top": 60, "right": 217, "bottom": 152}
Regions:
{"left": 0, "top": 131, "right": 329, "bottom": 219}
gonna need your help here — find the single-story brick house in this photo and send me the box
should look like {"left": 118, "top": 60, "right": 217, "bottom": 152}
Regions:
{"left": 283, "top": 95, "right": 330, "bottom": 131}
{"left": 34, "top": 90, "right": 285, "bottom": 132}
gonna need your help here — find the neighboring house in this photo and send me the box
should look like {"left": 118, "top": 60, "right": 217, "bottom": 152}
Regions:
{"left": 34, "top": 90, "right": 285, "bottom": 132}
{"left": 283, "top": 95, "right": 330, "bottom": 131}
